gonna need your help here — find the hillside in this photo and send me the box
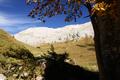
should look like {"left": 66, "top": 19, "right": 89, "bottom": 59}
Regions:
{"left": 15, "top": 22, "right": 94, "bottom": 46}
{"left": 0, "top": 29, "right": 35, "bottom": 79}
{"left": 0, "top": 29, "right": 16, "bottom": 47}
{"left": 0, "top": 29, "right": 30, "bottom": 55}
{"left": 0, "top": 29, "right": 41, "bottom": 55}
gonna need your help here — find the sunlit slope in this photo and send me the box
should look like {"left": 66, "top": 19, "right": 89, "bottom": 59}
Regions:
{"left": 0, "top": 29, "right": 15, "bottom": 46}
{"left": 35, "top": 37, "right": 98, "bottom": 71}
{"left": 0, "top": 29, "right": 41, "bottom": 55}
{"left": 0, "top": 29, "right": 23, "bottom": 53}
{"left": 0, "top": 29, "right": 17, "bottom": 53}
{"left": 0, "top": 29, "right": 34, "bottom": 64}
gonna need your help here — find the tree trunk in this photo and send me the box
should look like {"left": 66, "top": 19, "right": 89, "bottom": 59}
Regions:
{"left": 90, "top": 0, "right": 120, "bottom": 80}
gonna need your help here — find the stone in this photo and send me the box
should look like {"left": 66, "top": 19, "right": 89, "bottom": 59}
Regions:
{"left": 36, "top": 75, "right": 43, "bottom": 80}
{"left": 0, "top": 74, "right": 6, "bottom": 80}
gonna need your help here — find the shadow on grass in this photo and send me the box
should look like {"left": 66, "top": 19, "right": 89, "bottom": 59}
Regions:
{"left": 43, "top": 52, "right": 99, "bottom": 80}
{"left": 76, "top": 44, "right": 87, "bottom": 47}
{"left": 87, "top": 47, "right": 95, "bottom": 51}
{"left": 87, "top": 44, "right": 95, "bottom": 47}
{"left": 0, "top": 45, "right": 99, "bottom": 80}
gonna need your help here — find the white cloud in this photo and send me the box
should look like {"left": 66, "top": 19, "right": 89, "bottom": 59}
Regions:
{"left": 0, "top": 12, "right": 42, "bottom": 34}
{"left": 0, "top": 14, "right": 40, "bottom": 26}
{"left": 0, "top": 16, "right": 11, "bottom": 25}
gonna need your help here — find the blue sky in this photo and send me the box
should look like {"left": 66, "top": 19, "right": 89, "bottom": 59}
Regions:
{"left": 0, "top": 0, "right": 90, "bottom": 34}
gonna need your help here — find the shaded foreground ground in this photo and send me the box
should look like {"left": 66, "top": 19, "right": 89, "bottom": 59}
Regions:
{"left": 43, "top": 52, "right": 99, "bottom": 80}
{"left": 44, "top": 62, "right": 99, "bottom": 80}
{"left": 0, "top": 49, "right": 99, "bottom": 80}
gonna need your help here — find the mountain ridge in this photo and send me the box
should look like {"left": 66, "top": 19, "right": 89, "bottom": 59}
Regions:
{"left": 15, "top": 22, "right": 94, "bottom": 46}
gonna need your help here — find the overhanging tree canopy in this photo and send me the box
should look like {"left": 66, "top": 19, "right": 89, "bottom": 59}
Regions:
{"left": 26, "top": 0, "right": 110, "bottom": 22}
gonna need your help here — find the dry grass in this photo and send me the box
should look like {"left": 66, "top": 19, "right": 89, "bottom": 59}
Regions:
{"left": 31, "top": 37, "right": 98, "bottom": 71}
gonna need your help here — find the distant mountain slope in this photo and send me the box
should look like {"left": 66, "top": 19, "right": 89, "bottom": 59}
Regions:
{"left": 15, "top": 22, "right": 94, "bottom": 46}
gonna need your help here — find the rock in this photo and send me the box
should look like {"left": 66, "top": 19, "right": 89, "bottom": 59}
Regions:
{"left": 19, "top": 66, "right": 23, "bottom": 70}
{"left": 13, "top": 74, "right": 18, "bottom": 77}
{"left": 36, "top": 75, "right": 43, "bottom": 80}
{"left": 23, "top": 72, "right": 29, "bottom": 77}
{"left": 0, "top": 74, "right": 6, "bottom": 80}
{"left": 20, "top": 72, "right": 29, "bottom": 78}
{"left": 65, "top": 58, "right": 75, "bottom": 65}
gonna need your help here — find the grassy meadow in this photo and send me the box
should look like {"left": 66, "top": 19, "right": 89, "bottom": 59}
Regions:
{"left": 30, "top": 37, "right": 98, "bottom": 71}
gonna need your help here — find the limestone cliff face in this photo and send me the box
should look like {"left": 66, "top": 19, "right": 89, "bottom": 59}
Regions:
{"left": 15, "top": 22, "right": 94, "bottom": 46}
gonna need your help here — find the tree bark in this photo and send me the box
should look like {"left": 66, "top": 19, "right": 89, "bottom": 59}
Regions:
{"left": 89, "top": 0, "right": 120, "bottom": 80}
